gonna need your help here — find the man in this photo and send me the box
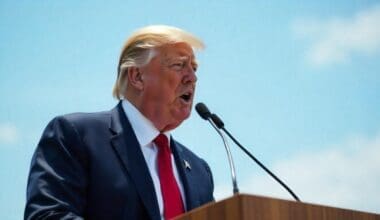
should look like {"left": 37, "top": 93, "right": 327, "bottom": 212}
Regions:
{"left": 25, "top": 25, "right": 214, "bottom": 220}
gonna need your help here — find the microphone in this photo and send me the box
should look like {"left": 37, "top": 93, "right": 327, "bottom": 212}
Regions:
{"left": 196, "top": 102, "right": 301, "bottom": 202}
{"left": 195, "top": 103, "right": 239, "bottom": 194}
{"left": 195, "top": 102, "right": 212, "bottom": 120}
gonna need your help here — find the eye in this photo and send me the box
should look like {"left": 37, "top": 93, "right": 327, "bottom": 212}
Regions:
{"left": 170, "top": 62, "right": 185, "bottom": 70}
{"left": 192, "top": 65, "right": 198, "bottom": 72}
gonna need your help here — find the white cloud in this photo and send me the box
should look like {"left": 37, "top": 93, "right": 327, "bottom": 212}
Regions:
{"left": 292, "top": 5, "right": 380, "bottom": 66}
{"left": 215, "top": 133, "right": 380, "bottom": 214}
{"left": 0, "top": 123, "right": 19, "bottom": 145}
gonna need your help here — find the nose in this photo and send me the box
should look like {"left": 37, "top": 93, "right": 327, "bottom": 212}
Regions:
{"left": 182, "top": 66, "right": 197, "bottom": 84}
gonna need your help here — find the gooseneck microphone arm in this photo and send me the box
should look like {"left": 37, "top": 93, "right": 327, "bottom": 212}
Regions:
{"left": 195, "top": 103, "right": 301, "bottom": 202}
{"left": 207, "top": 117, "right": 239, "bottom": 194}
{"left": 195, "top": 103, "right": 239, "bottom": 194}
{"left": 211, "top": 114, "right": 300, "bottom": 202}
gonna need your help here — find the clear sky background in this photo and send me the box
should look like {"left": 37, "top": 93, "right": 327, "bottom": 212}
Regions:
{"left": 1, "top": 1, "right": 379, "bottom": 219}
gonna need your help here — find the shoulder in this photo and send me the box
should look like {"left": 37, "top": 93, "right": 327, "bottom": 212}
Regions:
{"left": 36, "top": 109, "right": 116, "bottom": 167}
{"left": 61, "top": 110, "right": 111, "bottom": 126}
{"left": 39, "top": 108, "right": 117, "bottom": 146}
{"left": 46, "top": 110, "right": 112, "bottom": 132}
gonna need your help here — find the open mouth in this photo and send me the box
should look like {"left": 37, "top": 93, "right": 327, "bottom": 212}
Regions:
{"left": 180, "top": 92, "right": 192, "bottom": 103}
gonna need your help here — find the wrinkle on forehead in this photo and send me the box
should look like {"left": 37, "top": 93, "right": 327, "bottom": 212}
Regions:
{"left": 160, "top": 43, "right": 195, "bottom": 56}
{"left": 158, "top": 44, "right": 198, "bottom": 66}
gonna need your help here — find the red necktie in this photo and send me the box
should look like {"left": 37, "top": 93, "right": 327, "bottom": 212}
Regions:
{"left": 154, "top": 134, "right": 185, "bottom": 219}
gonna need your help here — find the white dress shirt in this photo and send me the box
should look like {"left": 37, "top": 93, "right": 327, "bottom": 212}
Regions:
{"left": 121, "top": 100, "right": 186, "bottom": 219}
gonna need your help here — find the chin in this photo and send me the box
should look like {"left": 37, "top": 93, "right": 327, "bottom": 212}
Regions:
{"left": 163, "top": 118, "right": 185, "bottom": 132}
{"left": 174, "top": 114, "right": 189, "bottom": 124}
{"left": 174, "top": 104, "right": 192, "bottom": 117}
{"left": 180, "top": 109, "right": 192, "bottom": 120}
{"left": 170, "top": 113, "right": 190, "bottom": 127}
{"left": 168, "top": 106, "right": 192, "bottom": 126}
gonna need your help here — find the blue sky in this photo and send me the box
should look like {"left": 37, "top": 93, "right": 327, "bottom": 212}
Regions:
{"left": 1, "top": 1, "right": 379, "bottom": 219}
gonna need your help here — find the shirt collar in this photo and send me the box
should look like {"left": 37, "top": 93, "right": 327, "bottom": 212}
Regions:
{"left": 121, "top": 99, "right": 171, "bottom": 147}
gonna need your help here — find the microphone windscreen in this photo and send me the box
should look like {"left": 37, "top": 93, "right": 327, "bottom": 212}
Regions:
{"left": 195, "top": 103, "right": 211, "bottom": 120}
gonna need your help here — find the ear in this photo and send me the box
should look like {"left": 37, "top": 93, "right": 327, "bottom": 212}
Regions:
{"left": 127, "top": 67, "right": 144, "bottom": 90}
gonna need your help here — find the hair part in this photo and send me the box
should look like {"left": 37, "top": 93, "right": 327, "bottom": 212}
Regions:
{"left": 113, "top": 25, "right": 205, "bottom": 99}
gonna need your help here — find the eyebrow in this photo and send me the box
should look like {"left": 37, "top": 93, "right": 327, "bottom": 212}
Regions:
{"left": 165, "top": 55, "right": 198, "bottom": 67}
{"left": 178, "top": 56, "right": 198, "bottom": 67}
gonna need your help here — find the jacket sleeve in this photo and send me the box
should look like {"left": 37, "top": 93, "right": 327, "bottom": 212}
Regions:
{"left": 24, "top": 116, "right": 88, "bottom": 220}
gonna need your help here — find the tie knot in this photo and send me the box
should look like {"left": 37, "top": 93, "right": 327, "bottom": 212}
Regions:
{"left": 154, "top": 134, "right": 169, "bottom": 149}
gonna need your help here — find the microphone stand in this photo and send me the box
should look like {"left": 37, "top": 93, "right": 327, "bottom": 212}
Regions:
{"left": 207, "top": 117, "right": 239, "bottom": 194}
{"left": 211, "top": 114, "right": 301, "bottom": 202}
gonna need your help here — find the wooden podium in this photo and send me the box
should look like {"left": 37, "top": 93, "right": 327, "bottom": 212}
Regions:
{"left": 176, "top": 194, "right": 380, "bottom": 220}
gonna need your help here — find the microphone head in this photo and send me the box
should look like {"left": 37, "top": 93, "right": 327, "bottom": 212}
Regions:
{"left": 211, "top": 113, "right": 224, "bottom": 128}
{"left": 195, "top": 102, "right": 212, "bottom": 120}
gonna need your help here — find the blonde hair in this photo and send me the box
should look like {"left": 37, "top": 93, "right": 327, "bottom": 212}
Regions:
{"left": 113, "top": 25, "right": 205, "bottom": 99}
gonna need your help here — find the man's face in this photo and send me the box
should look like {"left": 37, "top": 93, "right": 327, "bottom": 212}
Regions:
{"left": 138, "top": 42, "right": 198, "bottom": 131}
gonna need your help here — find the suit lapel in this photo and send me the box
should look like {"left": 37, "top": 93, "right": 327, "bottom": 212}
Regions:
{"left": 109, "top": 103, "right": 160, "bottom": 220}
{"left": 170, "top": 139, "right": 199, "bottom": 211}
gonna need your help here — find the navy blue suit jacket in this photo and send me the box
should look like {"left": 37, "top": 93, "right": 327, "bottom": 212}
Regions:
{"left": 25, "top": 103, "right": 214, "bottom": 219}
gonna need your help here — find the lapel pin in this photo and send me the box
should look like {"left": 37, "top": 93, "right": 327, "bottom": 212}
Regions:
{"left": 184, "top": 160, "right": 191, "bottom": 170}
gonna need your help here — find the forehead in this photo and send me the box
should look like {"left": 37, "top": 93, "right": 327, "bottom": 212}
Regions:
{"left": 157, "top": 42, "right": 195, "bottom": 60}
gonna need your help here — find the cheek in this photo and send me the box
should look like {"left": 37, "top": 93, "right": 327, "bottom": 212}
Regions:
{"left": 144, "top": 72, "right": 183, "bottom": 102}
{"left": 164, "top": 72, "right": 180, "bottom": 85}
{"left": 145, "top": 84, "right": 175, "bottom": 104}
{"left": 165, "top": 75, "right": 183, "bottom": 96}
